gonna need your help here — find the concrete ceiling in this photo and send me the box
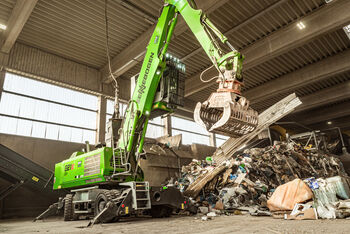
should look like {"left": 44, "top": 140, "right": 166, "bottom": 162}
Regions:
{"left": 0, "top": 0, "right": 16, "bottom": 26}
{"left": 0, "top": 0, "right": 349, "bottom": 133}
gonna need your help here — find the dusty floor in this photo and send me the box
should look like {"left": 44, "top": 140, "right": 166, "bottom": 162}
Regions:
{"left": 1, "top": 214, "right": 350, "bottom": 234}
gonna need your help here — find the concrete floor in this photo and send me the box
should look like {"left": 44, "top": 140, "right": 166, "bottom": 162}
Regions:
{"left": 1, "top": 215, "right": 350, "bottom": 233}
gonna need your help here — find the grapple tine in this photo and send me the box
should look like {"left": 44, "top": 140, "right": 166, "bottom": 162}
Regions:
{"left": 194, "top": 102, "right": 208, "bottom": 130}
{"left": 209, "top": 102, "right": 231, "bottom": 132}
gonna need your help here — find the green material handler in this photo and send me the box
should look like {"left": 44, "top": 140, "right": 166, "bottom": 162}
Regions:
{"left": 51, "top": 0, "right": 258, "bottom": 223}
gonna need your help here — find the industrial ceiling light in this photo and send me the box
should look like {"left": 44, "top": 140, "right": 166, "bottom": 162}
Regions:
{"left": 297, "top": 22, "right": 306, "bottom": 30}
{"left": 0, "top": 23, "right": 6, "bottom": 30}
{"left": 324, "top": 0, "right": 333, "bottom": 3}
{"left": 343, "top": 24, "right": 350, "bottom": 40}
{"left": 327, "top": 121, "right": 332, "bottom": 125}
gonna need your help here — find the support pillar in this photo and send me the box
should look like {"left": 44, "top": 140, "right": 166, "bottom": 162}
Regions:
{"left": 209, "top": 133, "right": 216, "bottom": 147}
{"left": 163, "top": 116, "right": 172, "bottom": 137}
{"left": 0, "top": 70, "right": 5, "bottom": 102}
{"left": 96, "top": 95, "right": 107, "bottom": 144}
{"left": 130, "top": 75, "right": 137, "bottom": 98}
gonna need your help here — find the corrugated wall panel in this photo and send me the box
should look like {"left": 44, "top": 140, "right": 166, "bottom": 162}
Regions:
{"left": 1, "top": 42, "right": 122, "bottom": 98}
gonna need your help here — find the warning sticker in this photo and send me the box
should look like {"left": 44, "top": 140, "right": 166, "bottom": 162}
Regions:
{"left": 32, "top": 176, "right": 39, "bottom": 182}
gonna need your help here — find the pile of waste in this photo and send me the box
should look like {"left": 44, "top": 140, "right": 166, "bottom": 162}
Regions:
{"left": 173, "top": 142, "right": 349, "bottom": 219}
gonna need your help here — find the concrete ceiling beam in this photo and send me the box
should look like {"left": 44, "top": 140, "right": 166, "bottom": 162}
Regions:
{"left": 185, "top": 0, "right": 350, "bottom": 96}
{"left": 176, "top": 62, "right": 350, "bottom": 119}
{"left": 245, "top": 49, "right": 350, "bottom": 103}
{"left": 0, "top": 0, "right": 38, "bottom": 53}
{"left": 308, "top": 115, "right": 350, "bottom": 131}
{"left": 290, "top": 101, "right": 350, "bottom": 125}
{"left": 297, "top": 81, "right": 350, "bottom": 113}
{"left": 100, "top": 0, "right": 229, "bottom": 82}
{"left": 181, "top": 0, "right": 289, "bottom": 62}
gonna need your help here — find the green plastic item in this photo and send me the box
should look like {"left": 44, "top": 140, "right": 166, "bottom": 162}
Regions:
{"left": 206, "top": 156, "right": 213, "bottom": 162}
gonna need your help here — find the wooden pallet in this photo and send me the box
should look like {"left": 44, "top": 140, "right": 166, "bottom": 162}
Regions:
{"left": 184, "top": 93, "right": 302, "bottom": 197}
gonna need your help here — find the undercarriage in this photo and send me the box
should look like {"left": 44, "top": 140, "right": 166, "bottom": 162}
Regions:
{"left": 35, "top": 181, "right": 196, "bottom": 225}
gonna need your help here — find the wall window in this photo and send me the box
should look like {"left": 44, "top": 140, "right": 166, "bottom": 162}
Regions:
{"left": 171, "top": 116, "right": 229, "bottom": 146}
{"left": 216, "top": 134, "right": 229, "bottom": 147}
{"left": 106, "top": 99, "right": 165, "bottom": 139}
{"left": 146, "top": 116, "right": 164, "bottom": 138}
{"left": 0, "top": 73, "right": 97, "bottom": 143}
{"left": 171, "top": 116, "right": 210, "bottom": 145}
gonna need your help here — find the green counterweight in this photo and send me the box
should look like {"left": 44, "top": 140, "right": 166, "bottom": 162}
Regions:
{"left": 53, "top": 147, "right": 136, "bottom": 190}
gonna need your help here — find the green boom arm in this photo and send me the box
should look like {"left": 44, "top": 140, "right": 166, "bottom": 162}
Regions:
{"left": 117, "top": 0, "right": 243, "bottom": 171}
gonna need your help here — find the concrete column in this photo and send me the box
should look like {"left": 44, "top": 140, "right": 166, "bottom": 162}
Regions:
{"left": 209, "top": 133, "right": 216, "bottom": 147}
{"left": 96, "top": 95, "right": 107, "bottom": 144}
{"left": 130, "top": 75, "right": 137, "bottom": 98}
{"left": 0, "top": 70, "right": 5, "bottom": 102}
{"left": 163, "top": 116, "right": 172, "bottom": 137}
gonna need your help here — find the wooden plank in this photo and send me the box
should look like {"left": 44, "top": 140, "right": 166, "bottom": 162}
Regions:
{"left": 184, "top": 93, "right": 302, "bottom": 197}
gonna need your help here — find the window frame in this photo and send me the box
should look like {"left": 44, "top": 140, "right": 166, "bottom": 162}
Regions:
{"left": 0, "top": 72, "right": 98, "bottom": 143}
{"left": 171, "top": 116, "right": 210, "bottom": 145}
{"left": 105, "top": 99, "right": 165, "bottom": 139}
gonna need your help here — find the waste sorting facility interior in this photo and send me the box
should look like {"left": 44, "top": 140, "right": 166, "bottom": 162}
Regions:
{"left": 0, "top": 0, "right": 349, "bottom": 231}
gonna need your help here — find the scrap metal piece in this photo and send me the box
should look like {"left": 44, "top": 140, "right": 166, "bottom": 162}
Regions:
{"left": 186, "top": 93, "right": 303, "bottom": 198}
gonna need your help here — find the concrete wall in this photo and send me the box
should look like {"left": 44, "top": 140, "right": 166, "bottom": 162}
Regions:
{"left": 0, "top": 133, "right": 90, "bottom": 218}
{"left": 0, "top": 133, "right": 89, "bottom": 170}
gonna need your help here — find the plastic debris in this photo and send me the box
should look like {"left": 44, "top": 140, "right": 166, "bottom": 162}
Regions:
{"left": 290, "top": 203, "right": 313, "bottom": 216}
{"left": 172, "top": 141, "right": 348, "bottom": 219}
{"left": 207, "top": 212, "right": 216, "bottom": 217}
{"left": 285, "top": 208, "right": 318, "bottom": 220}
{"left": 198, "top": 206, "right": 209, "bottom": 214}
{"left": 316, "top": 205, "right": 336, "bottom": 219}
